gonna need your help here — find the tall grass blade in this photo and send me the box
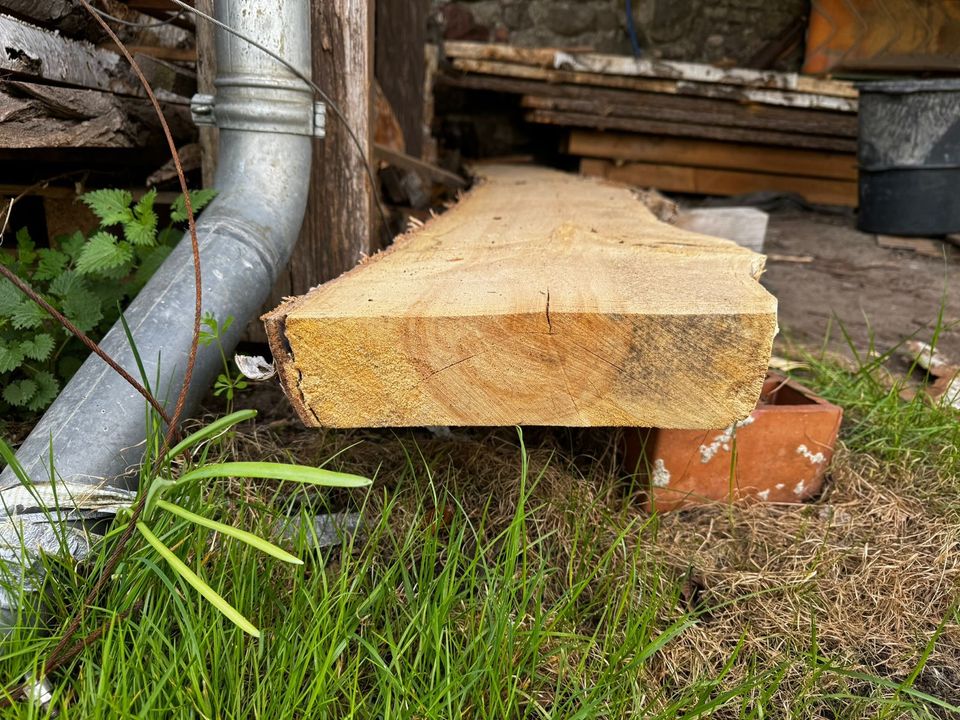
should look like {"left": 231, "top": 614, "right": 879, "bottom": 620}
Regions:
{"left": 136, "top": 521, "right": 261, "bottom": 638}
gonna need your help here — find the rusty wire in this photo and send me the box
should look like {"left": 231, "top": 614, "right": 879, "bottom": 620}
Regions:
{"left": 1, "top": 0, "right": 207, "bottom": 703}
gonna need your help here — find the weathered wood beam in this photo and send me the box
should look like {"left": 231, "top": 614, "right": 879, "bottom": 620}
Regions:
{"left": 374, "top": 0, "right": 427, "bottom": 157}
{"left": 523, "top": 104, "right": 857, "bottom": 152}
{"left": 437, "top": 72, "right": 859, "bottom": 138}
{"left": 448, "top": 58, "right": 858, "bottom": 113}
{"left": 443, "top": 41, "right": 857, "bottom": 99}
{"left": 264, "top": 164, "right": 778, "bottom": 429}
{"left": 580, "top": 157, "right": 857, "bottom": 207}
{"left": 567, "top": 131, "right": 858, "bottom": 182}
{"left": 1, "top": 0, "right": 192, "bottom": 45}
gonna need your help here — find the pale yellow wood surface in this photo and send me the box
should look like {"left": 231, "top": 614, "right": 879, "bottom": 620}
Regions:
{"left": 264, "top": 165, "right": 778, "bottom": 428}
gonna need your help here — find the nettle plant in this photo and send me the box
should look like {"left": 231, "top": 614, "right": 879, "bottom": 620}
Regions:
{"left": 0, "top": 188, "right": 216, "bottom": 415}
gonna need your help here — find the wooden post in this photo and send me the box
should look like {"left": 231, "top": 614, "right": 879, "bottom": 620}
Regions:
{"left": 375, "top": 0, "right": 428, "bottom": 158}
{"left": 293, "top": 0, "right": 375, "bottom": 289}
{"left": 194, "top": 0, "right": 218, "bottom": 188}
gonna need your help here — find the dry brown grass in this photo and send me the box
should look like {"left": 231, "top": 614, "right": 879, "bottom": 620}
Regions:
{"left": 218, "top": 383, "right": 960, "bottom": 712}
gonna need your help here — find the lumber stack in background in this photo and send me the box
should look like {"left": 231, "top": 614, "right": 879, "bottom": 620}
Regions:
{"left": 264, "top": 164, "right": 777, "bottom": 429}
{"left": 0, "top": 5, "right": 198, "bottom": 187}
{"left": 0, "top": 1, "right": 199, "bottom": 254}
{"left": 438, "top": 42, "right": 859, "bottom": 207}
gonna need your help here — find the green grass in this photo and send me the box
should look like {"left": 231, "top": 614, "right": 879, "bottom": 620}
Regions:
{"left": 785, "top": 320, "right": 960, "bottom": 518}
{"left": 2, "top": 408, "right": 957, "bottom": 718}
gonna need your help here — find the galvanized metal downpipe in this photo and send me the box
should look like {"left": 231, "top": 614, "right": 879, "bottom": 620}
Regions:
{"left": 0, "top": 0, "right": 316, "bottom": 628}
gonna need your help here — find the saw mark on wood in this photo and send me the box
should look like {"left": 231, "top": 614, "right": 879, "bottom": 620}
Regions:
{"left": 566, "top": 338, "right": 626, "bottom": 373}
{"left": 421, "top": 351, "right": 486, "bottom": 383}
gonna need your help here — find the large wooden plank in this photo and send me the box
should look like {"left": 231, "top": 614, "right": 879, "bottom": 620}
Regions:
{"left": 580, "top": 158, "right": 857, "bottom": 207}
{"left": 450, "top": 58, "right": 858, "bottom": 113}
{"left": 443, "top": 41, "right": 857, "bottom": 99}
{"left": 525, "top": 108, "right": 858, "bottom": 152}
{"left": 438, "top": 72, "right": 858, "bottom": 138}
{"left": 567, "top": 131, "right": 858, "bottom": 181}
{"left": 263, "top": 165, "right": 777, "bottom": 429}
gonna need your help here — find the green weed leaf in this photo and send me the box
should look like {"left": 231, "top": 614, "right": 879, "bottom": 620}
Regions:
{"left": 0, "top": 278, "right": 21, "bottom": 315}
{"left": 163, "top": 409, "right": 257, "bottom": 463}
{"left": 76, "top": 232, "right": 133, "bottom": 275}
{"left": 156, "top": 499, "right": 302, "bottom": 565}
{"left": 170, "top": 189, "right": 217, "bottom": 223}
{"left": 34, "top": 249, "right": 68, "bottom": 281}
{"left": 16, "top": 227, "right": 35, "bottom": 265}
{"left": 0, "top": 344, "right": 26, "bottom": 373}
{"left": 61, "top": 286, "right": 103, "bottom": 333}
{"left": 137, "top": 521, "right": 261, "bottom": 638}
{"left": 48, "top": 269, "right": 84, "bottom": 298}
{"left": 20, "top": 333, "right": 54, "bottom": 361}
{"left": 58, "top": 231, "right": 86, "bottom": 259}
{"left": 10, "top": 301, "right": 48, "bottom": 330}
{"left": 3, "top": 378, "right": 37, "bottom": 407}
{"left": 176, "top": 461, "right": 372, "bottom": 489}
{"left": 125, "top": 189, "right": 158, "bottom": 247}
{"left": 82, "top": 189, "right": 133, "bottom": 226}
{"left": 27, "top": 370, "right": 58, "bottom": 411}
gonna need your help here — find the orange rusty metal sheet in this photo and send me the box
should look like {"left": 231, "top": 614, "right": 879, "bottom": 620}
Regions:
{"left": 804, "top": 0, "right": 960, "bottom": 75}
{"left": 623, "top": 373, "right": 843, "bottom": 512}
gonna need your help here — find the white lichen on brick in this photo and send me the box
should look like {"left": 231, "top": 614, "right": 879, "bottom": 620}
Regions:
{"left": 757, "top": 489, "right": 770, "bottom": 501}
{"left": 652, "top": 458, "right": 671, "bottom": 487}
{"left": 794, "top": 479, "right": 806, "bottom": 496}
{"left": 699, "top": 414, "right": 756, "bottom": 463}
{"left": 796, "top": 444, "right": 825, "bottom": 464}
{"left": 775, "top": 483, "right": 785, "bottom": 490}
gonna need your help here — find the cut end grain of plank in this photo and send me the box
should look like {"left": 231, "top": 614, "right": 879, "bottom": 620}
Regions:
{"left": 263, "top": 165, "right": 777, "bottom": 429}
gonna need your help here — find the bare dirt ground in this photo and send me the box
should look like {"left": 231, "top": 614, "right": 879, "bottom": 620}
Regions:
{"left": 761, "top": 210, "right": 960, "bottom": 362}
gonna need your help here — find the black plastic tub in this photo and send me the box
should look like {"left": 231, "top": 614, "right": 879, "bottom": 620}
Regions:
{"left": 857, "top": 79, "right": 960, "bottom": 236}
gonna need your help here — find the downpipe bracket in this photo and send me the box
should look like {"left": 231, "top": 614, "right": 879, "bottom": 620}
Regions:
{"left": 191, "top": 92, "right": 325, "bottom": 138}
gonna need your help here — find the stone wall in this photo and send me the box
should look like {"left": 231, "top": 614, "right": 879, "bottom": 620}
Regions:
{"left": 434, "top": 0, "right": 809, "bottom": 70}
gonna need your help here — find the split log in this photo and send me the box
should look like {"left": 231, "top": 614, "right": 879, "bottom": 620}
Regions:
{"left": 0, "top": 13, "right": 141, "bottom": 95}
{"left": 264, "top": 164, "right": 777, "bottom": 429}
{"left": 2, "top": 0, "right": 193, "bottom": 46}
{"left": 0, "top": 80, "right": 193, "bottom": 148}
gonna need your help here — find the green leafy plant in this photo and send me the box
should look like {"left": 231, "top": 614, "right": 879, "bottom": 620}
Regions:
{"left": 199, "top": 312, "right": 249, "bottom": 411}
{"left": 0, "top": 188, "right": 216, "bottom": 415}
{"left": 0, "top": 409, "right": 371, "bottom": 638}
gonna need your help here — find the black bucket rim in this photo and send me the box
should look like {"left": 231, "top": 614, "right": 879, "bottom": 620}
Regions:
{"left": 855, "top": 78, "right": 960, "bottom": 94}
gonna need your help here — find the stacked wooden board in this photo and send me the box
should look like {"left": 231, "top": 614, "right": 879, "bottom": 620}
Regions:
{"left": 439, "top": 42, "right": 859, "bottom": 206}
{"left": 264, "top": 164, "right": 778, "bottom": 429}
